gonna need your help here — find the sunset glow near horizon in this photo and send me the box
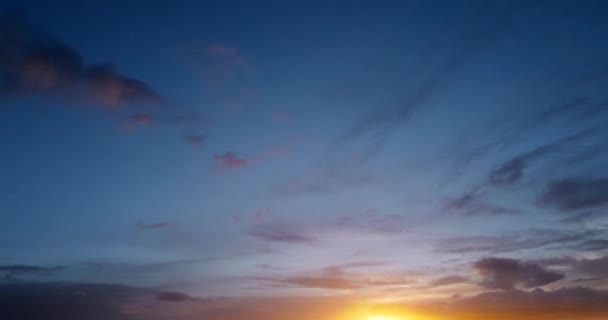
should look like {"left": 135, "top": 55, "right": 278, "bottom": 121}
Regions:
{"left": 1, "top": 0, "right": 608, "bottom": 319}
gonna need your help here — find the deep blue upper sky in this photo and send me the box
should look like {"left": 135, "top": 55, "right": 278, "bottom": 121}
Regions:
{"left": 1, "top": 0, "right": 608, "bottom": 315}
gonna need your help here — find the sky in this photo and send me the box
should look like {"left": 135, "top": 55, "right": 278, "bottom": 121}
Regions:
{"left": 1, "top": 0, "right": 608, "bottom": 319}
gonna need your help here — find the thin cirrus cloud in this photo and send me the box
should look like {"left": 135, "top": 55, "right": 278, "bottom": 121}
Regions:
{"left": 442, "top": 191, "right": 519, "bottom": 216}
{"left": 428, "top": 275, "right": 470, "bottom": 288}
{"left": 0, "top": 264, "right": 65, "bottom": 280}
{"left": 260, "top": 265, "right": 411, "bottom": 290}
{"left": 436, "top": 228, "right": 608, "bottom": 254}
{"left": 245, "top": 210, "right": 410, "bottom": 245}
{"left": 136, "top": 222, "right": 171, "bottom": 229}
{"left": 246, "top": 222, "right": 315, "bottom": 244}
{"left": 214, "top": 152, "right": 251, "bottom": 170}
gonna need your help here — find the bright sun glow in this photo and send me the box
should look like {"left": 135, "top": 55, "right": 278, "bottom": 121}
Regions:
{"left": 368, "top": 316, "right": 405, "bottom": 320}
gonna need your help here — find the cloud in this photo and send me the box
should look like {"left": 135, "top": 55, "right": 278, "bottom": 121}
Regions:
{"left": 0, "top": 11, "right": 160, "bottom": 107}
{"left": 85, "top": 66, "right": 161, "bottom": 108}
{"left": 136, "top": 222, "right": 171, "bottom": 229}
{"left": 184, "top": 134, "right": 205, "bottom": 145}
{"left": 263, "top": 265, "right": 410, "bottom": 291}
{"left": 429, "top": 275, "right": 470, "bottom": 287}
{"left": 246, "top": 223, "right": 315, "bottom": 244}
{"left": 473, "top": 257, "right": 564, "bottom": 290}
{"left": 276, "top": 169, "right": 373, "bottom": 195}
{"left": 0, "top": 264, "right": 65, "bottom": 280}
{"left": 122, "top": 113, "right": 153, "bottom": 130}
{"left": 539, "top": 255, "right": 608, "bottom": 279}
{"left": 558, "top": 210, "right": 603, "bottom": 224}
{"left": 0, "top": 11, "right": 83, "bottom": 94}
{"left": 0, "top": 282, "right": 145, "bottom": 320}
{"left": 442, "top": 192, "right": 519, "bottom": 216}
{"left": 445, "top": 287, "right": 608, "bottom": 318}
{"left": 537, "top": 177, "right": 608, "bottom": 212}
{"left": 574, "top": 255, "right": 608, "bottom": 278}
{"left": 486, "top": 126, "right": 605, "bottom": 187}
{"left": 279, "top": 274, "right": 360, "bottom": 290}
{"left": 156, "top": 291, "right": 191, "bottom": 302}
{"left": 436, "top": 228, "right": 608, "bottom": 254}
{"left": 329, "top": 2, "right": 519, "bottom": 169}
{"left": 214, "top": 152, "right": 251, "bottom": 170}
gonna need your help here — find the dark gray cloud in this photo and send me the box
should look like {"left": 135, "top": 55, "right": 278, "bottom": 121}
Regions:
{"left": 538, "top": 177, "right": 608, "bottom": 212}
{"left": 436, "top": 228, "right": 608, "bottom": 254}
{"left": 541, "top": 255, "right": 608, "bottom": 279}
{"left": 574, "top": 255, "right": 608, "bottom": 278}
{"left": 157, "top": 291, "right": 191, "bottom": 302}
{"left": 450, "top": 287, "right": 608, "bottom": 315}
{"left": 0, "top": 11, "right": 160, "bottom": 107}
{"left": 0, "top": 264, "right": 65, "bottom": 280}
{"left": 473, "top": 257, "right": 564, "bottom": 290}
{"left": 0, "top": 282, "right": 146, "bottom": 320}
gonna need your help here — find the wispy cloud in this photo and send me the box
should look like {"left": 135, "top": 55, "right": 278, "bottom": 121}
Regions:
{"left": 0, "top": 264, "right": 65, "bottom": 280}
{"left": 214, "top": 152, "right": 251, "bottom": 170}
{"left": 436, "top": 228, "right": 608, "bottom": 254}
{"left": 246, "top": 223, "right": 315, "bottom": 244}
{"left": 136, "top": 222, "right": 171, "bottom": 229}
{"left": 428, "top": 275, "right": 470, "bottom": 287}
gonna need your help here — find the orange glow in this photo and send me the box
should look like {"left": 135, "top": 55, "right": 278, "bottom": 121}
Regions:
{"left": 368, "top": 316, "right": 405, "bottom": 320}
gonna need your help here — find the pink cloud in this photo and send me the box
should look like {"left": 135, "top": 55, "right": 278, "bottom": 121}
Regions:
{"left": 214, "top": 152, "right": 251, "bottom": 170}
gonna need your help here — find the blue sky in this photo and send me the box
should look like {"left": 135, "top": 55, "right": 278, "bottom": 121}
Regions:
{"left": 1, "top": 1, "right": 608, "bottom": 319}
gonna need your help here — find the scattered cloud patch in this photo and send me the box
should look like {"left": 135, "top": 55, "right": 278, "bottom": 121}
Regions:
{"left": 0, "top": 11, "right": 160, "bottom": 107}
{"left": 214, "top": 152, "right": 251, "bottom": 170}
{"left": 474, "top": 257, "right": 564, "bottom": 290}
{"left": 538, "top": 177, "right": 608, "bottom": 212}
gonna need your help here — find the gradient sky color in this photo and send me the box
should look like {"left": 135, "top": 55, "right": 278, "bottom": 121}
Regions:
{"left": 1, "top": 1, "right": 608, "bottom": 319}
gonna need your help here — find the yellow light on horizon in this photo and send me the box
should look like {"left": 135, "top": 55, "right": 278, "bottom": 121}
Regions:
{"left": 368, "top": 316, "right": 406, "bottom": 320}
